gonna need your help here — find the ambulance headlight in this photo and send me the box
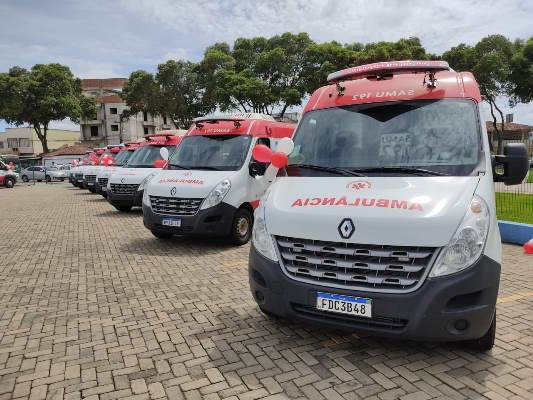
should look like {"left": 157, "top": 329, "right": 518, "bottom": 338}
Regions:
{"left": 143, "top": 189, "right": 150, "bottom": 207}
{"left": 200, "top": 179, "right": 231, "bottom": 210}
{"left": 430, "top": 195, "right": 490, "bottom": 278}
{"left": 138, "top": 173, "right": 157, "bottom": 191}
{"left": 252, "top": 202, "right": 278, "bottom": 262}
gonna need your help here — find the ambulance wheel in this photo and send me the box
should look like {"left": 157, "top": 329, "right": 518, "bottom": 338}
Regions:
{"left": 45, "top": 175, "right": 51, "bottom": 182}
{"left": 4, "top": 177, "right": 15, "bottom": 188}
{"left": 151, "top": 229, "right": 173, "bottom": 239}
{"left": 462, "top": 312, "right": 496, "bottom": 352}
{"left": 113, "top": 204, "right": 131, "bottom": 212}
{"left": 22, "top": 175, "right": 29, "bottom": 182}
{"left": 230, "top": 208, "right": 253, "bottom": 245}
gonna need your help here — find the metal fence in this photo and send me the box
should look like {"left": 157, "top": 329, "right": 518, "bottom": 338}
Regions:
{"left": 493, "top": 137, "right": 533, "bottom": 224}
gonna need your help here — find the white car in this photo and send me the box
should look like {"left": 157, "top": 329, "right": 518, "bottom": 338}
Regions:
{"left": 20, "top": 166, "right": 68, "bottom": 182}
{"left": 95, "top": 142, "right": 142, "bottom": 197}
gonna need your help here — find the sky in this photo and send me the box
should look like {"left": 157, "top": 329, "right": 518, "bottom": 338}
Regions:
{"left": 1, "top": 0, "right": 533, "bottom": 132}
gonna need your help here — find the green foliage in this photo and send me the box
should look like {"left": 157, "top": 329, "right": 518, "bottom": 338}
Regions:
{"left": 0, "top": 63, "right": 88, "bottom": 153}
{"left": 122, "top": 60, "right": 215, "bottom": 129}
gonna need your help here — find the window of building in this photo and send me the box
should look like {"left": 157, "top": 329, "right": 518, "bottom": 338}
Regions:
{"left": 143, "top": 111, "right": 148, "bottom": 121}
{"left": 90, "top": 126, "right": 99, "bottom": 137}
{"left": 111, "top": 124, "right": 119, "bottom": 132}
{"left": 7, "top": 138, "right": 18, "bottom": 148}
{"left": 163, "top": 116, "right": 167, "bottom": 125}
{"left": 0, "top": 141, "right": 4, "bottom": 149}
{"left": 143, "top": 127, "right": 149, "bottom": 135}
{"left": 19, "top": 138, "right": 31, "bottom": 148}
{"left": 110, "top": 107, "right": 118, "bottom": 115}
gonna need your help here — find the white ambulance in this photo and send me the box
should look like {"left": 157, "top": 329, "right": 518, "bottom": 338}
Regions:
{"left": 0, "top": 160, "right": 17, "bottom": 188}
{"left": 82, "top": 145, "right": 123, "bottom": 192}
{"left": 95, "top": 141, "right": 142, "bottom": 197}
{"left": 248, "top": 61, "right": 529, "bottom": 351}
{"left": 142, "top": 114, "right": 295, "bottom": 244}
{"left": 106, "top": 133, "right": 182, "bottom": 212}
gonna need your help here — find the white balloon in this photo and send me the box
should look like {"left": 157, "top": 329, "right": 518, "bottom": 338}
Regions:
{"left": 160, "top": 147, "right": 169, "bottom": 160}
{"left": 277, "top": 137, "right": 294, "bottom": 155}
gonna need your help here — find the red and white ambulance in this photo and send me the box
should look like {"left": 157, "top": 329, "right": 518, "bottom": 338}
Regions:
{"left": 83, "top": 146, "right": 124, "bottom": 193}
{"left": 70, "top": 150, "right": 98, "bottom": 188}
{"left": 248, "top": 61, "right": 529, "bottom": 350}
{"left": 106, "top": 133, "right": 182, "bottom": 211}
{"left": 141, "top": 113, "right": 295, "bottom": 244}
{"left": 95, "top": 141, "right": 142, "bottom": 197}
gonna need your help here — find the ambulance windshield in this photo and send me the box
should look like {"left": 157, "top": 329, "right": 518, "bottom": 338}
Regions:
{"left": 126, "top": 146, "right": 174, "bottom": 168}
{"left": 168, "top": 135, "right": 252, "bottom": 171}
{"left": 288, "top": 99, "right": 481, "bottom": 177}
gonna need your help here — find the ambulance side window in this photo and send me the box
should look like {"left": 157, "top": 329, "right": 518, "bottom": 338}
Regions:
{"left": 249, "top": 138, "right": 270, "bottom": 176}
{"left": 256, "top": 138, "right": 270, "bottom": 148}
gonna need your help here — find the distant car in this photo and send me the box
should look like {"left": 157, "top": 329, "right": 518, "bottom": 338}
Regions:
{"left": 20, "top": 166, "right": 68, "bottom": 182}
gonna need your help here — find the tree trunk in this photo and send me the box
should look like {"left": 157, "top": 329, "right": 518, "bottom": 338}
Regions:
{"left": 33, "top": 124, "right": 49, "bottom": 154}
{"left": 488, "top": 100, "right": 499, "bottom": 154}
{"left": 493, "top": 102, "right": 505, "bottom": 154}
{"left": 279, "top": 103, "right": 289, "bottom": 119}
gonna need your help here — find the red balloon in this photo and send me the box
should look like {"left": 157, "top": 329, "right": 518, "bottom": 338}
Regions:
{"left": 271, "top": 152, "right": 288, "bottom": 169}
{"left": 252, "top": 145, "right": 273, "bottom": 163}
{"left": 524, "top": 239, "right": 533, "bottom": 254}
{"left": 101, "top": 156, "right": 115, "bottom": 166}
{"left": 153, "top": 159, "right": 167, "bottom": 168}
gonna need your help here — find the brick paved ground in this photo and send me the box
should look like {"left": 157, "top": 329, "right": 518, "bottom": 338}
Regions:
{"left": 1, "top": 183, "right": 533, "bottom": 400}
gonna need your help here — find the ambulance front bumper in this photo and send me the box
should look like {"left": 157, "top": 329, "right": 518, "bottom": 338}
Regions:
{"left": 142, "top": 201, "right": 236, "bottom": 237}
{"left": 248, "top": 245, "right": 500, "bottom": 342}
{"left": 107, "top": 190, "right": 143, "bottom": 207}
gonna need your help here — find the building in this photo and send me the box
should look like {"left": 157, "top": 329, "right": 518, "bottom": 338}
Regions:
{"left": 41, "top": 144, "right": 90, "bottom": 167}
{"left": 80, "top": 78, "right": 172, "bottom": 146}
{"left": 0, "top": 127, "right": 80, "bottom": 156}
{"left": 486, "top": 121, "right": 533, "bottom": 156}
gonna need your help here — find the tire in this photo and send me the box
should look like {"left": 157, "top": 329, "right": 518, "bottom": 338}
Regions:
{"left": 4, "top": 178, "right": 15, "bottom": 188}
{"left": 88, "top": 187, "right": 96, "bottom": 193}
{"left": 151, "top": 229, "right": 173, "bottom": 239}
{"left": 45, "top": 175, "right": 51, "bottom": 182}
{"left": 230, "top": 208, "right": 253, "bottom": 245}
{"left": 112, "top": 204, "right": 132, "bottom": 212}
{"left": 59, "top": 178, "right": 65, "bottom": 182}
{"left": 462, "top": 312, "right": 496, "bottom": 352}
{"left": 22, "top": 175, "right": 29, "bottom": 183}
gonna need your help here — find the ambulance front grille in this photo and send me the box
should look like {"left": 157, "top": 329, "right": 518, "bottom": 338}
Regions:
{"left": 150, "top": 196, "right": 203, "bottom": 216}
{"left": 98, "top": 178, "right": 108, "bottom": 187}
{"left": 110, "top": 183, "right": 139, "bottom": 195}
{"left": 75, "top": 173, "right": 83, "bottom": 179}
{"left": 275, "top": 236, "right": 438, "bottom": 293}
{"left": 85, "top": 175, "right": 96, "bottom": 183}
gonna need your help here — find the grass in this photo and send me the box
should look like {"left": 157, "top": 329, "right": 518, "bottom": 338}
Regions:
{"left": 496, "top": 192, "right": 533, "bottom": 224}
{"left": 528, "top": 169, "right": 533, "bottom": 184}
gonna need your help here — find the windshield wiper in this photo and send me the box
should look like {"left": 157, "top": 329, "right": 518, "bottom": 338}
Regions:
{"left": 168, "top": 164, "right": 188, "bottom": 170}
{"left": 350, "top": 167, "right": 449, "bottom": 176}
{"left": 190, "top": 166, "right": 222, "bottom": 171}
{"left": 288, "top": 164, "right": 366, "bottom": 177}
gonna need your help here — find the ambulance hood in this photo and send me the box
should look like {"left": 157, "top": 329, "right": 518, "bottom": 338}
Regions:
{"left": 108, "top": 167, "right": 158, "bottom": 185}
{"left": 265, "top": 176, "right": 480, "bottom": 248}
{"left": 147, "top": 169, "right": 237, "bottom": 198}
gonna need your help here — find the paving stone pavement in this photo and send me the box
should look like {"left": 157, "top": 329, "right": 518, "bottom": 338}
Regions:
{"left": 1, "top": 183, "right": 533, "bottom": 400}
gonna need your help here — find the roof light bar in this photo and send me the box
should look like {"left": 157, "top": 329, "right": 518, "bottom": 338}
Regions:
{"left": 327, "top": 60, "right": 450, "bottom": 84}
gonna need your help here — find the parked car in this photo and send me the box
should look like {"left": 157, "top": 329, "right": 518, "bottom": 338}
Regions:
{"left": 248, "top": 60, "right": 529, "bottom": 351}
{"left": 20, "top": 166, "right": 68, "bottom": 182}
{"left": 0, "top": 161, "right": 17, "bottom": 188}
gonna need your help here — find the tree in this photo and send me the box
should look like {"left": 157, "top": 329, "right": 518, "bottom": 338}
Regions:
{"left": 122, "top": 60, "right": 214, "bottom": 129}
{"left": 442, "top": 35, "right": 514, "bottom": 153}
{"left": 508, "top": 37, "right": 533, "bottom": 106}
{"left": 0, "top": 64, "right": 95, "bottom": 153}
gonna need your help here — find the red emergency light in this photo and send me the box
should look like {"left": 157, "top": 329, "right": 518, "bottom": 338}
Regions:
{"left": 327, "top": 60, "right": 450, "bottom": 84}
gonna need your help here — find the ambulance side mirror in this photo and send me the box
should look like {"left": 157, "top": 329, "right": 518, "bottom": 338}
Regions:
{"left": 493, "top": 143, "right": 529, "bottom": 185}
{"left": 249, "top": 160, "right": 268, "bottom": 177}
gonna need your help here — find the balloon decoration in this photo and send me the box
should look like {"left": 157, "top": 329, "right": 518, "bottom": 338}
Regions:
{"left": 252, "top": 138, "right": 294, "bottom": 183}
{"left": 100, "top": 155, "right": 115, "bottom": 166}
{"left": 153, "top": 159, "right": 167, "bottom": 168}
{"left": 524, "top": 239, "right": 533, "bottom": 254}
{"left": 7, "top": 162, "right": 15, "bottom": 170}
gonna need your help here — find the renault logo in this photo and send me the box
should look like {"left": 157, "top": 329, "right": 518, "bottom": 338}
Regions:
{"left": 338, "top": 218, "right": 355, "bottom": 239}
{"left": 120, "top": 177, "right": 125, "bottom": 183}
{"left": 170, "top": 187, "right": 177, "bottom": 196}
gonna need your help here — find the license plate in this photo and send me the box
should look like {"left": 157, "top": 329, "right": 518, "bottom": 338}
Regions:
{"left": 162, "top": 218, "right": 181, "bottom": 227}
{"left": 77, "top": 179, "right": 83, "bottom": 183}
{"left": 316, "top": 292, "right": 372, "bottom": 318}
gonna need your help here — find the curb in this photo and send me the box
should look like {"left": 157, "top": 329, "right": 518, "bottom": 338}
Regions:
{"left": 498, "top": 220, "right": 533, "bottom": 245}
